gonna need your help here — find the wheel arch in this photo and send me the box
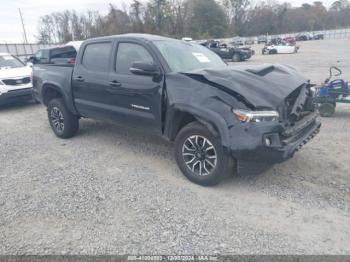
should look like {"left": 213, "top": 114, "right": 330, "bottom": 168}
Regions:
{"left": 42, "top": 83, "right": 64, "bottom": 106}
{"left": 165, "top": 105, "right": 231, "bottom": 148}
{"left": 41, "top": 81, "right": 78, "bottom": 115}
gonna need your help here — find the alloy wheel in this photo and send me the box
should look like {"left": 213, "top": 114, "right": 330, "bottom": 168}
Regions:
{"left": 50, "top": 107, "right": 64, "bottom": 133}
{"left": 182, "top": 135, "right": 217, "bottom": 176}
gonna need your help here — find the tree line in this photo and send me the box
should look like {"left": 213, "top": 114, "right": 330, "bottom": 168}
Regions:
{"left": 36, "top": 0, "right": 350, "bottom": 43}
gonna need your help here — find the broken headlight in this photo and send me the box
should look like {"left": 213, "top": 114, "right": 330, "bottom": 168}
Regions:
{"left": 233, "top": 109, "right": 279, "bottom": 123}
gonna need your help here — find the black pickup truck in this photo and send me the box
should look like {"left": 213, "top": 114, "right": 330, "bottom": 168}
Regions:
{"left": 33, "top": 34, "right": 321, "bottom": 186}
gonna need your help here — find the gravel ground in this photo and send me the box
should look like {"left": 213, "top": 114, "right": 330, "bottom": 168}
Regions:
{"left": 0, "top": 39, "right": 349, "bottom": 255}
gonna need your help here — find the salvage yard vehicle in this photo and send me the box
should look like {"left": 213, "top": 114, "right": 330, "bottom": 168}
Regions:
{"left": 0, "top": 53, "right": 33, "bottom": 105}
{"left": 257, "top": 35, "right": 267, "bottom": 44}
{"left": 33, "top": 34, "right": 321, "bottom": 186}
{"left": 314, "top": 66, "right": 350, "bottom": 117}
{"left": 262, "top": 42, "right": 298, "bottom": 55}
{"left": 296, "top": 33, "right": 313, "bottom": 41}
{"left": 201, "top": 40, "right": 253, "bottom": 62}
{"left": 27, "top": 45, "right": 78, "bottom": 65}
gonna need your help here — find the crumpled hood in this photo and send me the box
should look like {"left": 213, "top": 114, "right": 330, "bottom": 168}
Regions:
{"left": 183, "top": 64, "right": 307, "bottom": 109}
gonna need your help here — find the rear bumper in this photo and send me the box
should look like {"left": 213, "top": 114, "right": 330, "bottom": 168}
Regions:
{"left": 0, "top": 88, "right": 33, "bottom": 105}
{"left": 228, "top": 114, "right": 321, "bottom": 174}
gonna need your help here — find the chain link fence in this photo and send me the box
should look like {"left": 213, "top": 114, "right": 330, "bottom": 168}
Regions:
{"left": 268, "top": 27, "right": 350, "bottom": 40}
{"left": 217, "top": 27, "right": 350, "bottom": 43}
{"left": 0, "top": 43, "right": 58, "bottom": 62}
{"left": 1, "top": 27, "right": 350, "bottom": 61}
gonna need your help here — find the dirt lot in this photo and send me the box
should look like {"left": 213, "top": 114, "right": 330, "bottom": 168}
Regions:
{"left": 0, "top": 39, "right": 349, "bottom": 255}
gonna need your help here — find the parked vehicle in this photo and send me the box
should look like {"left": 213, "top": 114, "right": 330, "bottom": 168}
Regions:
{"left": 33, "top": 34, "right": 320, "bottom": 186}
{"left": 313, "top": 34, "right": 324, "bottom": 40}
{"left": 262, "top": 42, "right": 298, "bottom": 54}
{"left": 201, "top": 40, "right": 253, "bottom": 62}
{"left": 244, "top": 39, "right": 255, "bottom": 45}
{"left": 314, "top": 66, "right": 350, "bottom": 117}
{"left": 0, "top": 53, "right": 34, "bottom": 105}
{"left": 283, "top": 36, "right": 296, "bottom": 45}
{"left": 181, "top": 37, "right": 193, "bottom": 42}
{"left": 27, "top": 45, "right": 78, "bottom": 65}
{"left": 231, "top": 37, "right": 244, "bottom": 46}
{"left": 65, "top": 41, "right": 84, "bottom": 50}
{"left": 257, "top": 35, "right": 267, "bottom": 44}
{"left": 296, "top": 33, "right": 313, "bottom": 41}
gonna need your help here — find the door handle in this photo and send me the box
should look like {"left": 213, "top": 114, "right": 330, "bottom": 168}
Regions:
{"left": 109, "top": 80, "right": 121, "bottom": 87}
{"left": 74, "top": 76, "right": 85, "bottom": 82}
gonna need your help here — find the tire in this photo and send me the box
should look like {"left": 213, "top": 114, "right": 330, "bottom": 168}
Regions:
{"left": 174, "top": 122, "right": 233, "bottom": 186}
{"left": 318, "top": 103, "right": 335, "bottom": 117}
{"left": 47, "top": 98, "right": 79, "bottom": 138}
{"left": 232, "top": 53, "right": 241, "bottom": 62}
{"left": 269, "top": 49, "right": 277, "bottom": 55}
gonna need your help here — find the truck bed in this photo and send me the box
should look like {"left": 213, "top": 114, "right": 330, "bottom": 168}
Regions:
{"left": 32, "top": 64, "right": 77, "bottom": 113}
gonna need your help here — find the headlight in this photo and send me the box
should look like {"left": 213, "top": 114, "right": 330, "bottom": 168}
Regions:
{"left": 233, "top": 109, "right": 279, "bottom": 123}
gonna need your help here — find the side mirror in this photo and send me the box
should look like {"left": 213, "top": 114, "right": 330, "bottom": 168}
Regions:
{"left": 130, "top": 62, "right": 159, "bottom": 76}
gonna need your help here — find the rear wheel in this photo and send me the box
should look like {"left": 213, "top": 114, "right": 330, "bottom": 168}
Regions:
{"left": 47, "top": 98, "right": 79, "bottom": 138}
{"left": 318, "top": 102, "right": 335, "bottom": 117}
{"left": 174, "top": 122, "right": 233, "bottom": 186}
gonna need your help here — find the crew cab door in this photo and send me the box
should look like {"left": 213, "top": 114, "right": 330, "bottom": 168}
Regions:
{"left": 71, "top": 41, "right": 114, "bottom": 120}
{"left": 107, "top": 41, "right": 164, "bottom": 133}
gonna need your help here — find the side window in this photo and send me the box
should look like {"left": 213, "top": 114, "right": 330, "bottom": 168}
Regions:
{"left": 115, "top": 43, "right": 154, "bottom": 75}
{"left": 34, "top": 50, "right": 49, "bottom": 64}
{"left": 82, "top": 42, "right": 112, "bottom": 71}
{"left": 34, "top": 50, "right": 43, "bottom": 59}
{"left": 50, "top": 47, "right": 76, "bottom": 59}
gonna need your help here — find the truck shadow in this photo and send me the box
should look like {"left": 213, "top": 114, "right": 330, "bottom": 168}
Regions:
{"left": 0, "top": 100, "right": 40, "bottom": 112}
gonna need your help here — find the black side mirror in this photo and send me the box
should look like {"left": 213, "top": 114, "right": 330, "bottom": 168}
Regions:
{"left": 130, "top": 62, "right": 159, "bottom": 76}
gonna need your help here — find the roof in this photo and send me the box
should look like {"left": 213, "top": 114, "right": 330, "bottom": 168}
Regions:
{"left": 86, "top": 33, "right": 177, "bottom": 43}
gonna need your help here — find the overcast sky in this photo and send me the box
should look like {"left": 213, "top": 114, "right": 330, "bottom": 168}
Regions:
{"left": 0, "top": 0, "right": 336, "bottom": 42}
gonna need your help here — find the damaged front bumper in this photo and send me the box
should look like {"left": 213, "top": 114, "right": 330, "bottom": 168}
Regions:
{"left": 228, "top": 112, "right": 321, "bottom": 174}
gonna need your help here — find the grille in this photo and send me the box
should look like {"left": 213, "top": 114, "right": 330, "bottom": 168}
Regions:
{"left": 2, "top": 77, "right": 31, "bottom": 86}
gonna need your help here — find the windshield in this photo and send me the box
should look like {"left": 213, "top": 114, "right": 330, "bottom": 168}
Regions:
{"left": 154, "top": 40, "right": 227, "bottom": 72}
{"left": 0, "top": 55, "right": 24, "bottom": 69}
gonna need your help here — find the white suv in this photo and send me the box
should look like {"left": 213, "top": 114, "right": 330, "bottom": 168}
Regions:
{"left": 0, "top": 53, "right": 33, "bottom": 105}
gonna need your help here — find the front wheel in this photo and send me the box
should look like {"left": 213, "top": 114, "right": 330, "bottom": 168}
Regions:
{"left": 232, "top": 53, "right": 241, "bottom": 62}
{"left": 174, "top": 122, "right": 233, "bottom": 186}
{"left": 47, "top": 98, "right": 79, "bottom": 138}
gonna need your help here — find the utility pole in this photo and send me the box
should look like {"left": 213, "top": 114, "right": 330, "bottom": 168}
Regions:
{"left": 18, "top": 8, "right": 28, "bottom": 43}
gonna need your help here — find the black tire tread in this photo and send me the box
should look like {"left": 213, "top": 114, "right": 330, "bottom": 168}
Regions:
{"left": 174, "top": 121, "right": 233, "bottom": 186}
{"left": 47, "top": 98, "right": 79, "bottom": 139}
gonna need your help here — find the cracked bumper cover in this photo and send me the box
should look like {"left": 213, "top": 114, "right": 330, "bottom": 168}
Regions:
{"left": 227, "top": 114, "right": 321, "bottom": 174}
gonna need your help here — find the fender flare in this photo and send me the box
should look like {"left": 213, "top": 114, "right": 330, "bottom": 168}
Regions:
{"left": 166, "top": 104, "right": 231, "bottom": 148}
{"left": 42, "top": 81, "right": 78, "bottom": 115}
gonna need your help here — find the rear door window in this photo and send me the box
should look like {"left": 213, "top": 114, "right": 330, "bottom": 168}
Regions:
{"left": 82, "top": 42, "right": 112, "bottom": 71}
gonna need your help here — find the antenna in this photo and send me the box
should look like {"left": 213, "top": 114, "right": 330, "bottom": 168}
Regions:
{"left": 18, "top": 8, "right": 28, "bottom": 43}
